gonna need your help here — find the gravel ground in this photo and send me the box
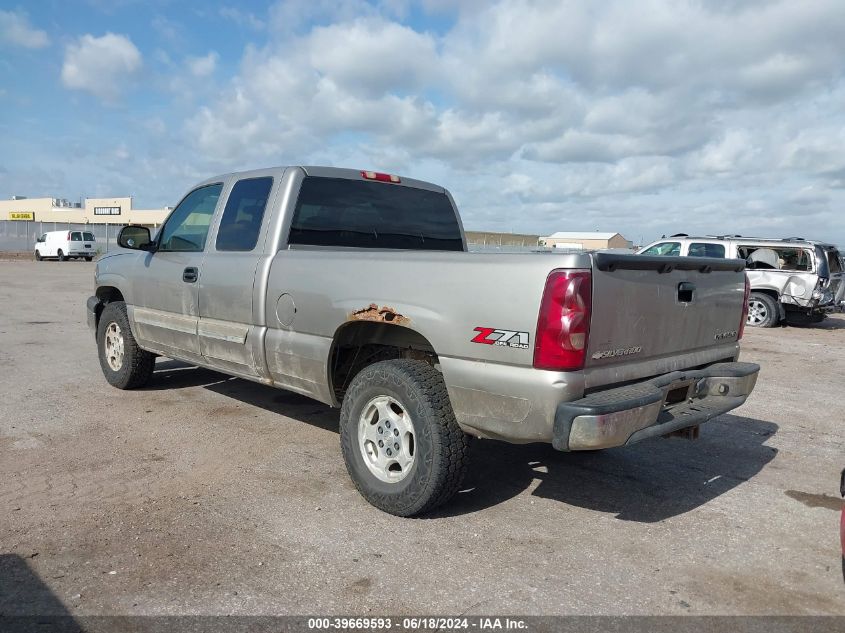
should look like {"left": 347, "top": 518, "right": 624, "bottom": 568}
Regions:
{"left": 1, "top": 261, "right": 843, "bottom": 616}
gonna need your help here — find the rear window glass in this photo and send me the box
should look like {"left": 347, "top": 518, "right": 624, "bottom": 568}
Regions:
{"left": 288, "top": 177, "right": 463, "bottom": 251}
{"left": 83, "top": 232, "right": 95, "bottom": 242}
{"left": 216, "top": 177, "right": 273, "bottom": 252}
{"left": 688, "top": 243, "right": 725, "bottom": 258}
{"left": 738, "top": 246, "right": 813, "bottom": 271}
{"left": 827, "top": 250, "right": 842, "bottom": 273}
{"left": 640, "top": 242, "right": 680, "bottom": 256}
{"left": 71, "top": 232, "right": 82, "bottom": 241}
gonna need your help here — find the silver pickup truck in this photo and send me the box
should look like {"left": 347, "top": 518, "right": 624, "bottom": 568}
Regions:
{"left": 86, "top": 166, "right": 760, "bottom": 516}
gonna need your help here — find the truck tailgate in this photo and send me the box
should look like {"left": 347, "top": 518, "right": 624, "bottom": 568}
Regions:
{"left": 586, "top": 253, "right": 746, "bottom": 370}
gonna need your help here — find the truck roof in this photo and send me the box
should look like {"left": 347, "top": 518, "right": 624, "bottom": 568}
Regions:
{"left": 658, "top": 235, "right": 837, "bottom": 249}
{"left": 192, "top": 165, "right": 446, "bottom": 194}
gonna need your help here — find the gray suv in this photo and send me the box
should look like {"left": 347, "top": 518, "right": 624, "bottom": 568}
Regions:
{"left": 639, "top": 235, "right": 844, "bottom": 327}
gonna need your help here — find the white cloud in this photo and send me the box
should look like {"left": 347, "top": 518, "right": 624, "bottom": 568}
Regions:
{"left": 220, "top": 6, "right": 264, "bottom": 30}
{"left": 186, "top": 51, "right": 218, "bottom": 77}
{"left": 61, "top": 33, "right": 142, "bottom": 102}
{"left": 173, "top": 1, "right": 845, "bottom": 244}
{"left": 0, "top": 9, "right": 49, "bottom": 49}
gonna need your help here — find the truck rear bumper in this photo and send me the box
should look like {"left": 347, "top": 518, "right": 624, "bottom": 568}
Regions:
{"left": 553, "top": 361, "right": 760, "bottom": 451}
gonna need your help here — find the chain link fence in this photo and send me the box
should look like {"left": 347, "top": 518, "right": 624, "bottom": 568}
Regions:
{"left": 0, "top": 220, "right": 160, "bottom": 254}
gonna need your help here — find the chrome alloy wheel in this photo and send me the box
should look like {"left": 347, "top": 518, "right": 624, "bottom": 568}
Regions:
{"left": 747, "top": 299, "right": 768, "bottom": 326}
{"left": 104, "top": 322, "right": 125, "bottom": 371}
{"left": 358, "top": 395, "right": 416, "bottom": 483}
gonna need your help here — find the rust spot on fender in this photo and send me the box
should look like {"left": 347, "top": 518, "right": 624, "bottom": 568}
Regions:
{"left": 349, "top": 303, "right": 410, "bottom": 326}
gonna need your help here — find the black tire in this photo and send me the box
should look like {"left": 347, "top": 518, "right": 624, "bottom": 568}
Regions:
{"left": 746, "top": 292, "right": 779, "bottom": 328}
{"left": 85, "top": 256, "right": 93, "bottom": 262}
{"left": 57, "top": 249, "right": 65, "bottom": 262}
{"left": 340, "top": 359, "right": 470, "bottom": 517}
{"left": 96, "top": 301, "right": 155, "bottom": 389}
{"left": 34, "top": 251, "right": 41, "bottom": 261}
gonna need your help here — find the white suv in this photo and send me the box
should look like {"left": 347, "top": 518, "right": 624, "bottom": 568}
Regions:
{"left": 638, "top": 235, "right": 844, "bottom": 327}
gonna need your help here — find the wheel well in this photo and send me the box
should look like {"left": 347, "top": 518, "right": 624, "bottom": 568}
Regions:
{"left": 750, "top": 288, "right": 779, "bottom": 302}
{"left": 94, "top": 287, "right": 125, "bottom": 327}
{"left": 329, "top": 322, "right": 438, "bottom": 401}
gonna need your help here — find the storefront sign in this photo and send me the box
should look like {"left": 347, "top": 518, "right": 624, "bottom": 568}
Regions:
{"left": 8, "top": 211, "right": 35, "bottom": 221}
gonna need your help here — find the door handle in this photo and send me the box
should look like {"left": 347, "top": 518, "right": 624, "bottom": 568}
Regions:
{"left": 183, "top": 267, "right": 198, "bottom": 283}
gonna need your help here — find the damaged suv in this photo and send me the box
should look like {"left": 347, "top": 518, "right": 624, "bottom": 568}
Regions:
{"left": 639, "top": 236, "right": 845, "bottom": 327}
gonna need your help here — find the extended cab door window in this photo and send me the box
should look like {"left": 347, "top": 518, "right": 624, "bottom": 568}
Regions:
{"left": 640, "top": 242, "right": 681, "bottom": 256}
{"left": 158, "top": 184, "right": 223, "bottom": 252}
{"left": 288, "top": 177, "right": 464, "bottom": 251}
{"left": 688, "top": 243, "right": 725, "bottom": 258}
{"left": 215, "top": 177, "right": 273, "bottom": 251}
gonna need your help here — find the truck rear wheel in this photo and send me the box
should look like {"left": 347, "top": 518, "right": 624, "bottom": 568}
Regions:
{"left": 97, "top": 301, "right": 155, "bottom": 389}
{"left": 747, "top": 292, "right": 779, "bottom": 328}
{"left": 339, "top": 359, "right": 470, "bottom": 516}
{"left": 57, "top": 249, "right": 65, "bottom": 262}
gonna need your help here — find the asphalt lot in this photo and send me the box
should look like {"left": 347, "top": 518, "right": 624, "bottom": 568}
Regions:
{"left": 1, "top": 260, "right": 843, "bottom": 616}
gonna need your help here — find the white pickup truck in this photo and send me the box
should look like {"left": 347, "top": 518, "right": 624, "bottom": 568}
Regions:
{"left": 86, "top": 166, "right": 760, "bottom": 515}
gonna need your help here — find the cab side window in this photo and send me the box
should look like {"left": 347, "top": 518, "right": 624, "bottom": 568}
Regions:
{"left": 641, "top": 242, "right": 681, "bottom": 256}
{"left": 215, "top": 177, "right": 273, "bottom": 252}
{"left": 688, "top": 243, "right": 725, "bottom": 258}
{"left": 158, "top": 184, "right": 223, "bottom": 252}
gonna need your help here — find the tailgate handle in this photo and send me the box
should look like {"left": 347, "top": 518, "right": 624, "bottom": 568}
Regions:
{"left": 678, "top": 282, "right": 695, "bottom": 303}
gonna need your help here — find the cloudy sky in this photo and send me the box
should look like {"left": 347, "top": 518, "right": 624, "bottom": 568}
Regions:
{"left": 1, "top": 0, "right": 844, "bottom": 245}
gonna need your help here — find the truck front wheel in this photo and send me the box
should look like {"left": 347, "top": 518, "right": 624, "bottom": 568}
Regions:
{"left": 340, "top": 359, "right": 470, "bottom": 517}
{"left": 97, "top": 301, "right": 155, "bottom": 389}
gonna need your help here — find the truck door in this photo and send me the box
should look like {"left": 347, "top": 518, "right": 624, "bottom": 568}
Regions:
{"left": 130, "top": 183, "right": 223, "bottom": 360}
{"left": 197, "top": 175, "right": 276, "bottom": 376}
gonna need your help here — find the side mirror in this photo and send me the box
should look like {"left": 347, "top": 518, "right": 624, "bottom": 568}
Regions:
{"left": 118, "top": 226, "right": 153, "bottom": 251}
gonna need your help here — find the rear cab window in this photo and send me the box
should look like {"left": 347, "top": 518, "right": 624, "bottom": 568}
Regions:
{"left": 83, "top": 232, "right": 95, "bottom": 242}
{"left": 288, "top": 177, "right": 464, "bottom": 251}
{"left": 71, "top": 232, "right": 82, "bottom": 241}
{"left": 640, "top": 242, "right": 681, "bottom": 256}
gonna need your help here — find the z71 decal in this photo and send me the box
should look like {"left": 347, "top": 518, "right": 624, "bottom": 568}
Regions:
{"left": 471, "top": 327, "right": 530, "bottom": 350}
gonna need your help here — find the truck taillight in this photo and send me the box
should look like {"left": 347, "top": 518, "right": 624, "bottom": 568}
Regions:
{"left": 361, "top": 171, "right": 401, "bottom": 183}
{"left": 738, "top": 273, "right": 750, "bottom": 340}
{"left": 534, "top": 269, "right": 592, "bottom": 371}
{"left": 67, "top": 232, "right": 71, "bottom": 240}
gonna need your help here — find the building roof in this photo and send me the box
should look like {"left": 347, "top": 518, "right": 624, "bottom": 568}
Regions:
{"left": 546, "top": 232, "right": 620, "bottom": 240}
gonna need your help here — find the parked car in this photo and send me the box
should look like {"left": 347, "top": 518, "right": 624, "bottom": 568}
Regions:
{"left": 86, "top": 167, "right": 759, "bottom": 516}
{"left": 638, "top": 235, "right": 844, "bottom": 327}
{"left": 35, "top": 230, "right": 96, "bottom": 262}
